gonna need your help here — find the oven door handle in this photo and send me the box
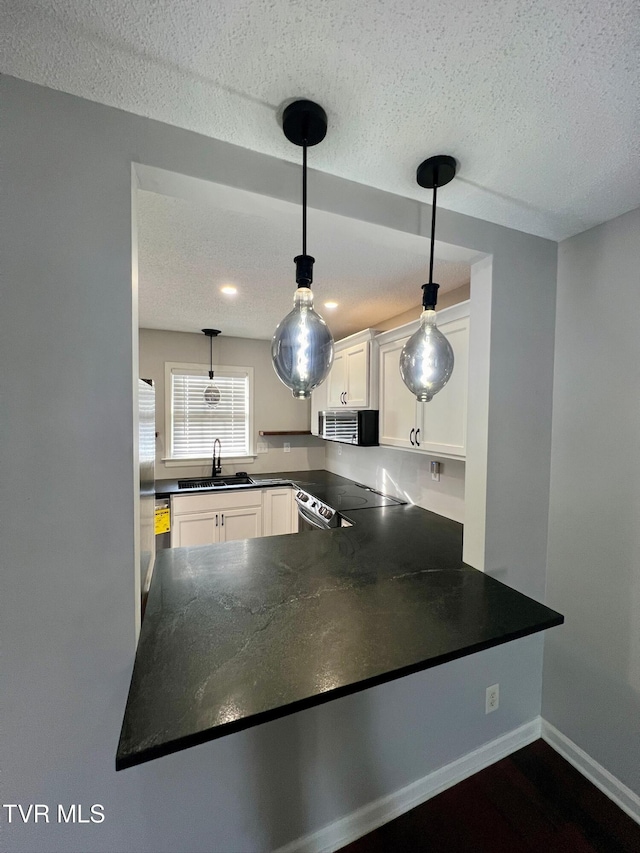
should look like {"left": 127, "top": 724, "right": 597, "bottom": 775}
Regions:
{"left": 296, "top": 503, "right": 329, "bottom": 529}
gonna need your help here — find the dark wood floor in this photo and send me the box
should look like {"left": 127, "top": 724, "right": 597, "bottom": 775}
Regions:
{"left": 339, "top": 739, "right": 640, "bottom": 853}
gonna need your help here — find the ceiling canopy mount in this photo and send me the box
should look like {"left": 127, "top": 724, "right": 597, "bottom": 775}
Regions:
{"left": 416, "top": 155, "right": 457, "bottom": 190}
{"left": 282, "top": 100, "right": 328, "bottom": 147}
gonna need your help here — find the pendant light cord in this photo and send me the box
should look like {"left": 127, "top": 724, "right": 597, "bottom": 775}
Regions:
{"left": 421, "top": 166, "right": 440, "bottom": 310}
{"left": 429, "top": 180, "right": 438, "bottom": 285}
{"left": 302, "top": 141, "right": 308, "bottom": 256}
{"left": 292, "top": 111, "right": 315, "bottom": 288}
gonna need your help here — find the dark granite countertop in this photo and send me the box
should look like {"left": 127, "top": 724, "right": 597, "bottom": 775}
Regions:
{"left": 155, "top": 469, "right": 363, "bottom": 499}
{"left": 117, "top": 477, "right": 563, "bottom": 770}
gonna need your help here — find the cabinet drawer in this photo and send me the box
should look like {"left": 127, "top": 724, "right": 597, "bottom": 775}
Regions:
{"left": 171, "top": 489, "right": 262, "bottom": 515}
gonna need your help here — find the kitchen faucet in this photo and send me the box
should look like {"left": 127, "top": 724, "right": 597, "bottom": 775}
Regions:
{"left": 212, "top": 438, "right": 222, "bottom": 477}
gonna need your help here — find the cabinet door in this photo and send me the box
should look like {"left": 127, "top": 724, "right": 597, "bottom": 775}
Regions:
{"left": 310, "top": 375, "right": 327, "bottom": 435}
{"left": 263, "top": 488, "right": 294, "bottom": 536}
{"left": 378, "top": 337, "right": 418, "bottom": 448}
{"left": 344, "top": 341, "right": 369, "bottom": 408}
{"left": 171, "top": 511, "right": 218, "bottom": 547}
{"left": 418, "top": 315, "right": 469, "bottom": 457}
{"left": 327, "top": 351, "right": 346, "bottom": 408}
{"left": 218, "top": 506, "right": 263, "bottom": 542}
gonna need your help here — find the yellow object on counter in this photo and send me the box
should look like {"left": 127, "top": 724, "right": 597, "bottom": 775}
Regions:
{"left": 154, "top": 506, "right": 170, "bottom": 535}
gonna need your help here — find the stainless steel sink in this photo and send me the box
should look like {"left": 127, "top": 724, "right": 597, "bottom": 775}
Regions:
{"left": 177, "top": 476, "right": 254, "bottom": 490}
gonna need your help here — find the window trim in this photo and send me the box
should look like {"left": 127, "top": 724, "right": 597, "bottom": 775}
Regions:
{"left": 164, "top": 362, "right": 255, "bottom": 464}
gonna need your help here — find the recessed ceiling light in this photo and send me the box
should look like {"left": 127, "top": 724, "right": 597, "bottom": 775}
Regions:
{"left": 220, "top": 285, "right": 237, "bottom": 295}
{"left": 324, "top": 301, "right": 338, "bottom": 309}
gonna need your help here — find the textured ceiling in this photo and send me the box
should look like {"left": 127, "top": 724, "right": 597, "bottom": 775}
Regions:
{"left": 2, "top": 0, "right": 639, "bottom": 240}
{"left": 137, "top": 187, "right": 471, "bottom": 340}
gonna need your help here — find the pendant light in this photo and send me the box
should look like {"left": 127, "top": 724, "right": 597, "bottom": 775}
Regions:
{"left": 271, "top": 100, "right": 334, "bottom": 399}
{"left": 202, "top": 328, "right": 221, "bottom": 408}
{"left": 400, "top": 155, "right": 457, "bottom": 402}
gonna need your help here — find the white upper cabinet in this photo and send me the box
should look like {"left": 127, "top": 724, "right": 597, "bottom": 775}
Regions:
{"left": 377, "top": 302, "right": 470, "bottom": 459}
{"left": 327, "top": 350, "right": 347, "bottom": 408}
{"left": 322, "top": 329, "right": 378, "bottom": 410}
{"left": 378, "top": 333, "right": 417, "bottom": 449}
{"left": 344, "top": 341, "right": 369, "bottom": 407}
{"left": 310, "top": 370, "right": 328, "bottom": 435}
{"left": 420, "top": 312, "right": 469, "bottom": 456}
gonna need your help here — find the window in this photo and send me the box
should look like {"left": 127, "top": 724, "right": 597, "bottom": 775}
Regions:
{"left": 165, "top": 363, "right": 254, "bottom": 461}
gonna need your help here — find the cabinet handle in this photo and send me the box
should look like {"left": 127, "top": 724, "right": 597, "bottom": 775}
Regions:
{"left": 221, "top": 513, "right": 224, "bottom": 527}
{"left": 415, "top": 428, "right": 420, "bottom": 447}
{"left": 343, "top": 392, "right": 348, "bottom": 405}
{"left": 215, "top": 514, "right": 218, "bottom": 527}
{"left": 409, "top": 428, "right": 415, "bottom": 446}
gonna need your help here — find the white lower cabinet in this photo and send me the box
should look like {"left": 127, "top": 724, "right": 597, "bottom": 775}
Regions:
{"left": 378, "top": 302, "right": 470, "bottom": 458}
{"left": 171, "top": 490, "right": 263, "bottom": 547}
{"left": 262, "top": 487, "right": 298, "bottom": 536}
{"left": 171, "top": 511, "right": 219, "bottom": 548}
{"left": 218, "top": 505, "right": 263, "bottom": 542}
{"left": 171, "top": 486, "right": 296, "bottom": 547}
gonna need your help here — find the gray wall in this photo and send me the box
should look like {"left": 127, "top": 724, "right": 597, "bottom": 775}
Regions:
{"left": 374, "top": 282, "right": 470, "bottom": 331}
{"left": 543, "top": 207, "right": 640, "bottom": 795}
{"left": 1, "top": 76, "right": 556, "bottom": 852}
{"left": 139, "top": 328, "right": 325, "bottom": 479}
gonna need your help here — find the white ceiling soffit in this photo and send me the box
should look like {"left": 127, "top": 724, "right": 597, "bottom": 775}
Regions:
{"left": 2, "top": 0, "right": 639, "bottom": 241}
{"left": 136, "top": 182, "right": 472, "bottom": 341}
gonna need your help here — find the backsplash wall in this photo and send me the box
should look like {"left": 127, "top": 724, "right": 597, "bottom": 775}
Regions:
{"left": 325, "top": 442, "right": 465, "bottom": 523}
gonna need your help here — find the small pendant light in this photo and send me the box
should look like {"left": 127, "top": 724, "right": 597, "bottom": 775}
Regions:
{"left": 400, "top": 155, "right": 457, "bottom": 402}
{"left": 271, "top": 100, "right": 334, "bottom": 399}
{"left": 202, "top": 328, "right": 221, "bottom": 407}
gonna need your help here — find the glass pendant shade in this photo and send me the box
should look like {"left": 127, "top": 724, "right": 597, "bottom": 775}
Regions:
{"left": 271, "top": 287, "right": 334, "bottom": 399}
{"left": 399, "top": 309, "right": 454, "bottom": 402}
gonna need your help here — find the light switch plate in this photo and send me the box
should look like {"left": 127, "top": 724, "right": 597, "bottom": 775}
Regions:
{"left": 283, "top": 442, "right": 291, "bottom": 453}
{"left": 257, "top": 441, "right": 268, "bottom": 454}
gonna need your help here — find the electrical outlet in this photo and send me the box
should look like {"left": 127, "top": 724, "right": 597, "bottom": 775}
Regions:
{"left": 283, "top": 442, "right": 290, "bottom": 453}
{"left": 485, "top": 684, "right": 499, "bottom": 714}
{"left": 338, "top": 445, "right": 342, "bottom": 456}
{"left": 431, "top": 461, "right": 441, "bottom": 482}
{"left": 257, "top": 441, "right": 268, "bottom": 454}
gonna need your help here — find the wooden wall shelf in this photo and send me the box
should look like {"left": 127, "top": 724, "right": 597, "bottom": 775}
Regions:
{"left": 259, "top": 430, "right": 312, "bottom": 436}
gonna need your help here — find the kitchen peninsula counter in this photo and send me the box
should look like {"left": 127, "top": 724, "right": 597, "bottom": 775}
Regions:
{"left": 117, "top": 474, "right": 563, "bottom": 770}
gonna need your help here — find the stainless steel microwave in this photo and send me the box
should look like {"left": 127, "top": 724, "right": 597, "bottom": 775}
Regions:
{"left": 318, "top": 410, "right": 379, "bottom": 446}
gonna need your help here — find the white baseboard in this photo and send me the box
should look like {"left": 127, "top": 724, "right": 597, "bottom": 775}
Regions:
{"left": 541, "top": 719, "right": 640, "bottom": 826}
{"left": 274, "top": 719, "right": 542, "bottom": 853}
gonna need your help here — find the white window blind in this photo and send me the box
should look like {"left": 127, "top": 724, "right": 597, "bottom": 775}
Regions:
{"left": 171, "top": 368, "right": 250, "bottom": 459}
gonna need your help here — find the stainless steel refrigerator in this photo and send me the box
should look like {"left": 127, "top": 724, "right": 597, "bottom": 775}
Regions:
{"left": 139, "top": 378, "right": 156, "bottom": 615}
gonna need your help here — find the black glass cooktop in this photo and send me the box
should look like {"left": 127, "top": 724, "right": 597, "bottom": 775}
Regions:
{"left": 319, "top": 484, "right": 405, "bottom": 511}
